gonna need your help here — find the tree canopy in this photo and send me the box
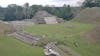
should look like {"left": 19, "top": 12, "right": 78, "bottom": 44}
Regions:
{"left": 0, "top": 3, "right": 74, "bottom": 21}
{"left": 82, "top": 0, "right": 100, "bottom": 7}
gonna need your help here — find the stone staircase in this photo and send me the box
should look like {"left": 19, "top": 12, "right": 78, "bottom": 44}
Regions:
{"left": 11, "top": 31, "right": 41, "bottom": 46}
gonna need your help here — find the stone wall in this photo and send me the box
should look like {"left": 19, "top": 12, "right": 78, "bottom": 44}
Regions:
{"left": 44, "top": 16, "right": 58, "bottom": 24}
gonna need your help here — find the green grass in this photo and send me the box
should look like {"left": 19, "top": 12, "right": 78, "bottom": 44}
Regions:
{"left": 24, "top": 21, "right": 94, "bottom": 43}
{"left": 24, "top": 21, "right": 100, "bottom": 56}
{"left": 0, "top": 35, "right": 44, "bottom": 56}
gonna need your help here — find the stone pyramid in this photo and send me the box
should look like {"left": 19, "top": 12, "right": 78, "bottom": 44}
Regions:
{"left": 33, "top": 10, "right": 53, "bottom": 19}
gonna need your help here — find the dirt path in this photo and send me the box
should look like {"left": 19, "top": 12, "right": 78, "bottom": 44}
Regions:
{"left": 44, "top": 42, "right": 81, "bottom": 56}
{"left": 57, "top": 45, "right": 81, "bottom": 56}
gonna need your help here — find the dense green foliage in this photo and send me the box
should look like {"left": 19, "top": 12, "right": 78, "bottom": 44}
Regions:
{"left": 82, "top": 0, "right": 100, "bottom": 7}
{"left": 0, "top": 3, "right": 73, "bottom": 21}
{"left": 43, "top": 5, "right": 73, "bottom": 20}
{"left": 24, "top": 21, "right": 100, "bottom": 56}
{"left": 0, "top": 7, "right": 5, "bottom": 20}
{"left": 0, "top": 35, "right": 44, "bottom": 56}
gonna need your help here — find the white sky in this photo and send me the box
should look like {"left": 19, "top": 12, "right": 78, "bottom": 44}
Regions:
{"left": 0, "top": 0, "right": 84, "bottom": 7}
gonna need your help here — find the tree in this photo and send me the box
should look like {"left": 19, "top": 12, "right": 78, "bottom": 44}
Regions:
{"left": 4, "top": 4, "right": 17, "bottom": 21}
{"left": 31, "top": 5, "right": 43, "bottom": 16}
{"left": 59, "top": 4, "right": 73, "bottom": 20}
{"left": 0, "top": 4, "right": 74, "bottom": 21}
{"left": 15, "top": 6, "right": 24, "bottom": 20}
{"left": 4, "top": 4, "right": 24, "bottom": 21}
{"left": 43, "top": 4, "right": 73, "bottom": 20}
{"left": 23, "top": 3, "right": 32, "bottom": 19}
{"left": 0, "top": 6, "right": 5, "bottom": 20}
{"left": 82, "top": 0, "right": 100, "bottom": 7}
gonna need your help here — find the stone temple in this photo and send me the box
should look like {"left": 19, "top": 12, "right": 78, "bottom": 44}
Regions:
{"left": 9, "top": 11, "right": 65, "bottom": 26}
{"left": 31, "top": 10, "right": 65, "bottom": 24}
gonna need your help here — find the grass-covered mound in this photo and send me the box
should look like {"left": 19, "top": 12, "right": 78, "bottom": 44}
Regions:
{"left": 73, "top": 7, "right": 100, "bottom": 43}
{"left": 73, "top": 7, "right": 100, "bottom": 24}
{"left": 0, "top": 35, "right": 44, "bottom": 56}
{"left": 24, "top": 22, "right": 100, "bottom": 56}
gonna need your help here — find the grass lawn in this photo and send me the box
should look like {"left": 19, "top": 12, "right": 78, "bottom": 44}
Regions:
{"left": 0, "top": 35, "right": 44, "bottom": 56}
{"left": 24, "top": 21, "right": 100, "bottom": 56}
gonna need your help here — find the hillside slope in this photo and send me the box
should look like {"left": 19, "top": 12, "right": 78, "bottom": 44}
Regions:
{"left": 73, "top": 7, "right": 100, "bottom": 24}
{"left": 73, "top": 7, "right": 100, "bottom": 43}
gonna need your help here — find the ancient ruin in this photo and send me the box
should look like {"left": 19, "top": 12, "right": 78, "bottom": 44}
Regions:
{"left": 44, "top": 42, "right": 60, "bottom": 56}
{"left": 32, "top": 10, "right": 64, "bottom": 24}
{"left": 11, "top": 31, "right": 41, "bottom": 46}
{"left": 8, "top": 11, "right": 64, "bottom": 26}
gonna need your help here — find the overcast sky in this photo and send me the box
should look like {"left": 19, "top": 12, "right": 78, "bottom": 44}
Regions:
{"left": 0, "top": 0, "right": 84, "bottom": 7}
